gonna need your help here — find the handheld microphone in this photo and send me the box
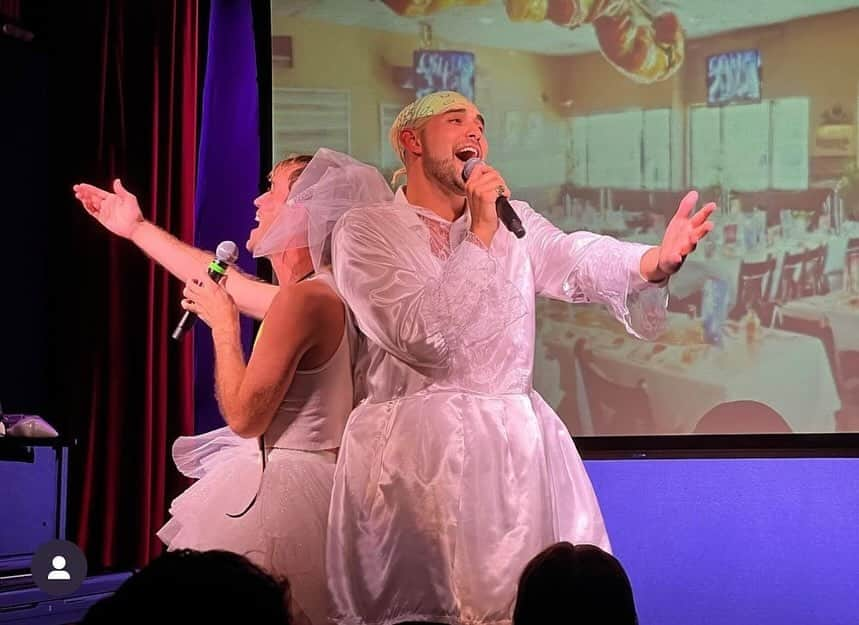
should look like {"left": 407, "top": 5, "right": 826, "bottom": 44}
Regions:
{"left": 462, "top": 157, "right": 526, "bottom": 239}
{"left": 171, "top": 240, "right": 239, "bottom": 341}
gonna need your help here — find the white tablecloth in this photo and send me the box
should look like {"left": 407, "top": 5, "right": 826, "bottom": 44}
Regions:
{"left": 778, "top": 292, "right": 859, "bottom": 352}
{"left": 535, "top": 305, "right": 840, "bottom": 434}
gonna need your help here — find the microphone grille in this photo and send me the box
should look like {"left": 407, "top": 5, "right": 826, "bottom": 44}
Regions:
{"left": 462, "top": 157, "right": 483, "bottom": 182}
{"left": 215, "top": 240, "right": 239, "bottom": 264}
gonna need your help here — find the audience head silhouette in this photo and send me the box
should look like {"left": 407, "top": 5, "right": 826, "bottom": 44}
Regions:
{"left": 513, "top": 542, "right": 638, "bottom": 625}
{"left": 81, "top": 548, "right": 292, "bottom": 624}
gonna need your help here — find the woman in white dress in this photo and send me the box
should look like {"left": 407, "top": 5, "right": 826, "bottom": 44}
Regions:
{"left": 76, "top": 149, "right": 393, "bottom": 625}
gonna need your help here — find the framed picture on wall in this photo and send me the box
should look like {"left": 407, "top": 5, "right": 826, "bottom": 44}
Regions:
{"left": 706, "top": 49, "right": 762, "bottom": 106}
{"left": 413, "top": 50, "right": 475, "bottom": 101}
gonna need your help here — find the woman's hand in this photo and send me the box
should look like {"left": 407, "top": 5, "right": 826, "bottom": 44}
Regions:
{"left": 181, "top": 272, "right": 239, "bottom": 341}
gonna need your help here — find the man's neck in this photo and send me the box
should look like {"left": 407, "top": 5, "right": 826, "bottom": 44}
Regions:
{"left": 273, "top": 250, "right": 315, "bottom": 285}
{"left": 403, "top": 172, "right": 466, "bottom": 223}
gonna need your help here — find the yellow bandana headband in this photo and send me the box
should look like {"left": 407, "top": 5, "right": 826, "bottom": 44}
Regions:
{"left": 388, "top": 90, "right": 481, "bottom": 183}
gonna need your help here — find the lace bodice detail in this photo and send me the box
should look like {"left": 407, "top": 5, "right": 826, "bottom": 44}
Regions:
{"left": 417, "top": 213, "right": 454, "bottom": 260}
{"left": 331, "top": 189, "right": 668, "bottom": 401}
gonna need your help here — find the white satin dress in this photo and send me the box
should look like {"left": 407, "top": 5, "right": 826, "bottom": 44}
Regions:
{"left": 157, "top": 273, "right": 357, "bottom": 625}
{"left": 327, "top": 189, "right": 667, "bottom": 625}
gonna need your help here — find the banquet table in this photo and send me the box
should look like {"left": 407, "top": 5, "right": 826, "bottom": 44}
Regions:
{"left": 777, "top": 291, "right": 859, "bottom": 353}
{"left": 536, "top": 305, "right": 841, "bottom": 434}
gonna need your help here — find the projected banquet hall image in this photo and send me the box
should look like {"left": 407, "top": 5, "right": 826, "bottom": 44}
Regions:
{"left": 271, "top": 0, "right": 859, "bottom": 435}
{"left": 7, "top": 2, "right": 859, "bottom": 624}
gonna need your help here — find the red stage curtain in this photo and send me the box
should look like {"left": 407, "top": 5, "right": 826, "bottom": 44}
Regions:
{"left": 55, "top": 0, "right": 200, "bottom": 570}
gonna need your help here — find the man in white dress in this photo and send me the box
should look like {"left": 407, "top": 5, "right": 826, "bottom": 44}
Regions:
{"left": 326, "top": 91, "right": 715, "bottom": 625}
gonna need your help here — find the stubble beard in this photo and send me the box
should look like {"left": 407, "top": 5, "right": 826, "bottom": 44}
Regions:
{"left": 424, "top": 151, "right": 465, "bottom": 196}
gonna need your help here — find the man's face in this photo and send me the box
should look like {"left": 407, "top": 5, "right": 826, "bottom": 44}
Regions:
{"left": 412, "top": 107, "right": 488, "bottom": 195}
{"left": 246, "top": 162, "right": 303, "bottom": 253}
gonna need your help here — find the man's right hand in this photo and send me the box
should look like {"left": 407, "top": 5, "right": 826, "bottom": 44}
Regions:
{"left": 463, "top": 161, "right": 507, "bottom": 247}
{"left": 73, "top": 178, "right": 144, "bottom": 239}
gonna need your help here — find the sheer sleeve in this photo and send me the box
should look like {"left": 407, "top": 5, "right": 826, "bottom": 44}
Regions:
{"left": 332, "top": 207, "right": 526, "bottom": 375}
{"left": 517, "top": 202, "right": 668, "bottom": 340}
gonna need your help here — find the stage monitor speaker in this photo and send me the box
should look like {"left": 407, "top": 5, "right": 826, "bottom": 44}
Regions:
{"left": 0, "top": 439, "right": 70, "bottom": 576}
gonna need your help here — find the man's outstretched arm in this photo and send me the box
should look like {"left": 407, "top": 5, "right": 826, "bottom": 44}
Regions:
{"left": 74, "top": 179, "right": 276, "bottom": 319}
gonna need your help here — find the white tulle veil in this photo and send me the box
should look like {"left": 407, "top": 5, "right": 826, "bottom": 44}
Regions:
{"left": 252, "top": 148, "right": 394, "bottom": 270}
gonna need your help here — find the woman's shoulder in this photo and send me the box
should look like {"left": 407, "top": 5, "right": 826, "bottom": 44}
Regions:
{"left": 274, "top": 274, "right": 338, "bottom": 303}
{"left": 267, "top": 277, "right": 343, "bottom": 327}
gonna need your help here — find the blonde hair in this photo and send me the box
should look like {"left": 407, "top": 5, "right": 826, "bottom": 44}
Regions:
{"left": 271, "top": 153, "right": 313, "bottom": 188}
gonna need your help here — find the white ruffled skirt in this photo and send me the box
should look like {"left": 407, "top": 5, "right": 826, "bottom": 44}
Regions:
{"left": 157, "top": 426, "right": 335, "bottom": 625}
{"left": 326, "top": 390, "right": 611, "bottom": 625}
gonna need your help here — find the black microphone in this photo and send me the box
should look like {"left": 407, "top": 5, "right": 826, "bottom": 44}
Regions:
{"left": 462, "top": 157, "right": 526, "bottom": 239}
{"left": 171, "top": 240, "right": 239, "bottom": 341}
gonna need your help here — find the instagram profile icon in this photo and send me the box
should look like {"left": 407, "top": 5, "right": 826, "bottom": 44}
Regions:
{"left": 31, "top": 540, "right": 88, "bottom": 596}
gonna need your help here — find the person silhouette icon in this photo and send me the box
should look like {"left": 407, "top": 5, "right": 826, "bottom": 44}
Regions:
{"left": 32, "top": 539, "right": 87, "bottom": 596}
{"left": 47, "top": 555, "right": 71, "bottom": 581}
